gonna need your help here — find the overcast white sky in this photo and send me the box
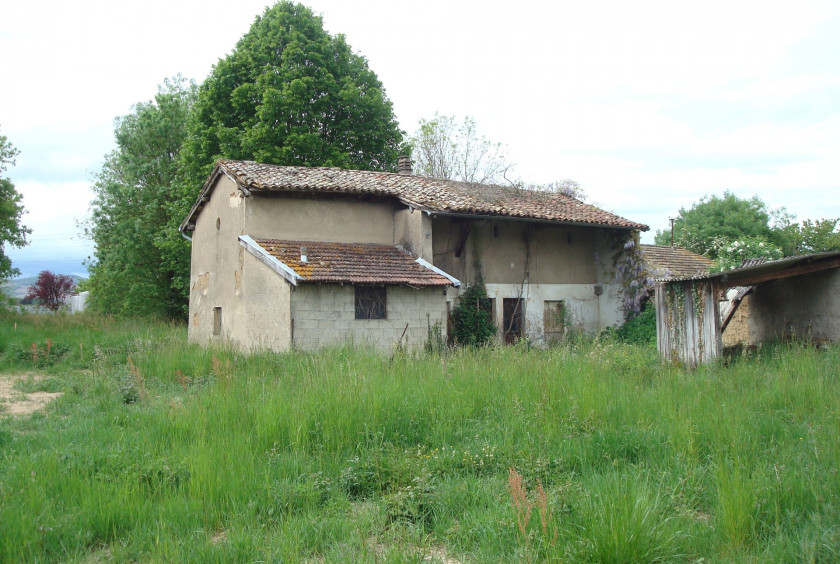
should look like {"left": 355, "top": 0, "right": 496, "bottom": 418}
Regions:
{"left": 2, "top": 0, "right": 839, "bottom": 277}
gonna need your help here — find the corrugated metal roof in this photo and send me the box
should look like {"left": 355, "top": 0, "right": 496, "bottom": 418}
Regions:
{"left": 252, "top": 239, "right": 457, "bottom": 286}
{"left": 181, "top": 160, "right": 649, "bottom": 232}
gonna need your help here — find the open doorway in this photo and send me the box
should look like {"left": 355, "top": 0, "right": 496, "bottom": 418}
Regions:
{"left": 503, "top": 298, "right": 523, "bottom": 344}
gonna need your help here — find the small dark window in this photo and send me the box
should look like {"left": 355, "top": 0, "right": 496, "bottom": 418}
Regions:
{"left": 216, "top": 217, "right": 221, "bottom": 230}
{"left": 213, "top": 307, "right": 222, "bottom": 336}
{"left": 355, "top": 286, "right": 386, "bottom": 319}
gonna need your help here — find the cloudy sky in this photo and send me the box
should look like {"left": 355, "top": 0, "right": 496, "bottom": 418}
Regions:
{"left": 2, "top": 0, "right": 838, "bottom": 277}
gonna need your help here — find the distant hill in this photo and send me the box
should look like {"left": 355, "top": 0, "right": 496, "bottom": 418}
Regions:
{"left": 2, "top": 275, "right": 88, "bottom": 300}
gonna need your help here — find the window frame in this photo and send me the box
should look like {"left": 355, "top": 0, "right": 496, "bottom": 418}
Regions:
{"left": 355, "top": 286, "right": 387, "bottom": 320}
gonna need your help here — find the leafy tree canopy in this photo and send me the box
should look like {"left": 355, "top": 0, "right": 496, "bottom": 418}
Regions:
{"left": 654, "top": 191, "right": 777, "bottom": 258}
{"left": 777, "top": 217, "right": 840, "bottom": 255}
{"left": 85, "top": 76, "right": 197, "bottom": 317}
{"left": 712, "top": 236, "right": 784, "bottom": 272}
{"left": 408, "top": 113, "right": 513, "bottom": 184}
{"left": 656, "top": 191, "right": 839, "bottom": 270}
{"left": 25, "top": 270, "right": 76, "bottom": 311}
{"left": 0, "top": 127, "right": 30, "bottom": 281}
{"left": 178, "top": 1, "right": 404, "bottom": 193}
{"left": 158, "top": 2, "right": 404, "bottom": 316}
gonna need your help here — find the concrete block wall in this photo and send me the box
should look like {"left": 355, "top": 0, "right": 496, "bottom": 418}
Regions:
{"left": 290, "top": 284, "right": 449, "bottom": 350}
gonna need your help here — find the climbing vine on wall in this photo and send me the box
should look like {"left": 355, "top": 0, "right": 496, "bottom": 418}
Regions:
{"left": 610, "top": 231, "right": 657, "bottom": 320}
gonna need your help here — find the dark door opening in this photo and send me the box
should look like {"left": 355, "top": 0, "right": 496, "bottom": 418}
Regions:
{"left": 503, "top": 298, "right": 523, "bottom": 344}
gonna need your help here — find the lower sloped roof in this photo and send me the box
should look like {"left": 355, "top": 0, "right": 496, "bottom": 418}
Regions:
{"left": 240, "top": 237, "right": 459, "bottom": 287}
{"left": 641, "top": 245, "right": 714, "bottom": 280}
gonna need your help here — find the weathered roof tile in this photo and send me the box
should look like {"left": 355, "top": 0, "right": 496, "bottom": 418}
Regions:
{"left": 254, "top": 239, "right": 456, "bottom": 286}
{"left": 194, "top": 160, "right": 648, "bottom": 231}
{"left": 641, "top": 245, "right": 714, "bottom": 279}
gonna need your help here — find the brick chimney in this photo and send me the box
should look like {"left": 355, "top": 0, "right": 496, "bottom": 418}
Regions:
{"left": 397, "top": 155, "right": 412, "bottom": 176}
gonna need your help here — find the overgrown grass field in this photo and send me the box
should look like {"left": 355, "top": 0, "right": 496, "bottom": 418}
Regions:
{"left": 1, "top": 312, "right": 838, "bottom": 562}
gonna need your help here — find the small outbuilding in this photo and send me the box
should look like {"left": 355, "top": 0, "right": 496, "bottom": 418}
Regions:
{"left": 655, "top": 252, "right": 840, "bottom": 367}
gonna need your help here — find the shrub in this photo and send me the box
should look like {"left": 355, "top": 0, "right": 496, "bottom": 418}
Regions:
{"left": 713, "top": 236, "right": 783, "bottom": 272}
{"left": 607, "top": 302, "right": 657, "bottom": 345}
{"left": 452, "top": 281, "right": 496, "bottom": 347}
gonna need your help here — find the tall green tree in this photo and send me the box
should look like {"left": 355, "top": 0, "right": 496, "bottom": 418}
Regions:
{"left": 0, "top": 127, "right": 30, "bottom": 281}
{"left": 86, "top": 76, "right": 197, "bottom": 317}
{"left": 164, "top": 1, "right": 404, "bottom": 313}
{"left": 177, "top": 1, "right": 403, "bottom": 192}
{"left": 654, "top": 191, "right": 778, "bottom": 258}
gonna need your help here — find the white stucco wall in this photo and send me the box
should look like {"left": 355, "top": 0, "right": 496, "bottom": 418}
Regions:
{"left": 244, "top": 196, "right": 397, "bottom": 245}
{"left": 432, "top": 217, "right": 627, "bottom": 338}
{"left": 238, "top": 250, "right": 292, "bottom": 351}
{"left": 188, "top": 175, "right": 247, "bottom": 346}
{"left": 481, "top": 282, "right": 622, "bottom": 343}
{"left": 70, "top": 291, "right": 89, "bottom": 313}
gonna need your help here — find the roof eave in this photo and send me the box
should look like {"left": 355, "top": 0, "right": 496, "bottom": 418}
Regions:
{"left": 238, "top": 235, "right": 301, "bottom": 286}
{"left": 179, "top": 163, "right": 251, "bottom": 233}
{"left": 657, "top": 252, "right": 840, "bottom": 286}
{"left": 415, "top": 207, "right": 648, "bottom": 231}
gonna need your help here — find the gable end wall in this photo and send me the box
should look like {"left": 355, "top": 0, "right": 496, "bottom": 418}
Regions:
{"left": 188, "top": 174, "right": 247, "bottom": 346}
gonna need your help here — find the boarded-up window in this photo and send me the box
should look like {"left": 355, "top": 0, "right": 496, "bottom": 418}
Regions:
{"left": 544, "top": 300, "right": 566, "bottom": 341}
{"left": 213, "top": 307, "right": 222, "bottom": 336}
{"left": 355, "top": 286, "right": 386, "bottom": 319}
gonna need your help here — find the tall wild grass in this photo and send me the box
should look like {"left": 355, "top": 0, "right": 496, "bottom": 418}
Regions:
{"left": 0, "top": 310, "right": 838, "bottom": 561}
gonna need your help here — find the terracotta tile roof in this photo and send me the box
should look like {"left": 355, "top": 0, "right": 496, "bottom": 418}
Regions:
{"left": 641, "top": 245, "right": 714, "bottom": 279}
{"left": 187, "top": 159, "right": 647, "bottom": 231}
{"left": 253, "top": 239, "right": 457, "bottom": 286}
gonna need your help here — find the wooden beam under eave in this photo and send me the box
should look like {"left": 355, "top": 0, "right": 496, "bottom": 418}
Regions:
{"left": 721, "top": 257, "right": 840, "bottom": 287}
{"left": 454, "top": 222, "right": 472, "bottom": 258}
{"left": 719, "top": 286, "right": 754, "bottom": 333}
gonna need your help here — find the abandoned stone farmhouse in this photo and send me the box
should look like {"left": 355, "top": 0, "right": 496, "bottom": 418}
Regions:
{"left": 179, "top": 159, "right": 648, "bottom": 351}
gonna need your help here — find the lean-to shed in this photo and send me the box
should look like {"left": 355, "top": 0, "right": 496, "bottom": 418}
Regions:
{"left": 655, "top": 252, "right": 840, "bottom": 367}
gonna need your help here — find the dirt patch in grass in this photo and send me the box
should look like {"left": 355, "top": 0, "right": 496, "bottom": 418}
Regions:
{"left": 0, "top": 374, "right": 62, "bottom": 417}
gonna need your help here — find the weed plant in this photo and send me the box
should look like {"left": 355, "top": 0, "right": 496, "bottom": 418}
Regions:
{"left": 0, "top": 311, "right": 838, "bottom": 561}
